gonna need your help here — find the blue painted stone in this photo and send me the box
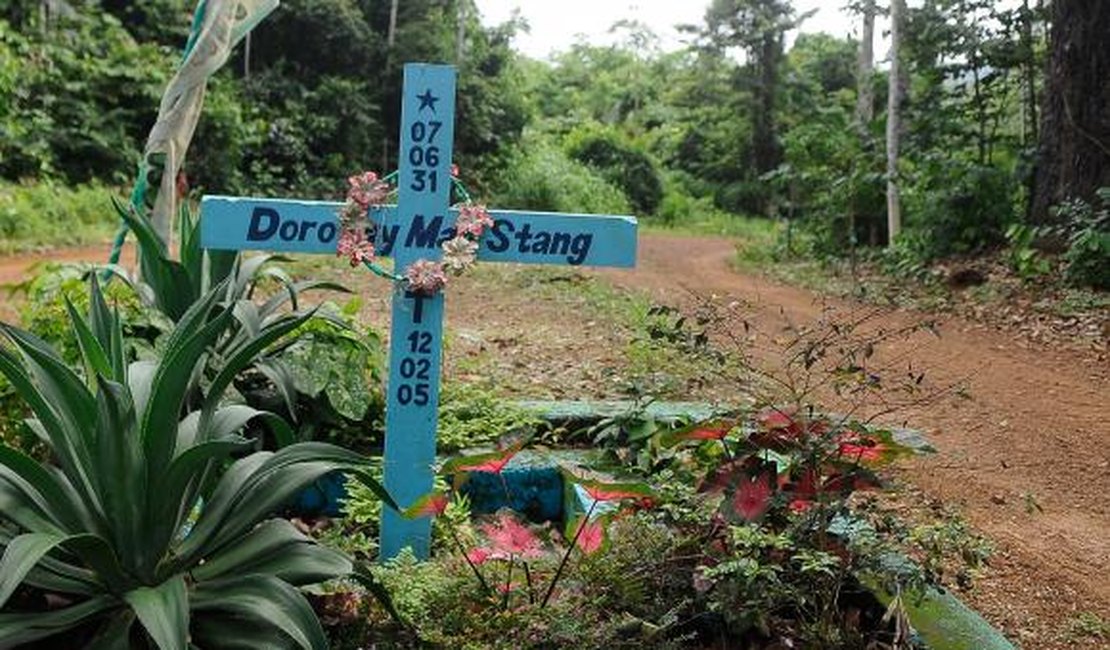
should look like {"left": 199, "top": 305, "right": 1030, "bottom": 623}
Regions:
{"left": 459, "top": 451, "right": 565, "bottom": 522}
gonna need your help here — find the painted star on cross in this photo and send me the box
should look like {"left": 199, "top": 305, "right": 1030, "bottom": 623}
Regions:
{"left": 416, "top": 89, "right": 439, "bottom": 113}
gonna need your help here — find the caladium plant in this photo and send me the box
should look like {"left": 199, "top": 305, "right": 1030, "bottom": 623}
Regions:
{"left": 0, "top": 278, "right": 395, "bottom": 649}
{"left": 653, "top": 407, "right": 916, "bottom": 524}
{"left": 403, "top": 446, "right": 654, "bottom": 610}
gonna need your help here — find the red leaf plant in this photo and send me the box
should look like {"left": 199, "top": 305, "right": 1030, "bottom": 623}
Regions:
{"left": 465, "top": 512, "right": 546, "bottom": 606}
{"left": 750, "top": 407, "right": 829, "bottom": 451}
{"left": 577, "top": 478, "right": 654, "bottom": 503}
{"left": 834, "top": 428, "right": 912, "bottom": 466}
{"left": 441, "top": 446, "right": 520, "bottom": 476}
{"left": 779, "top": 463, "right": 884, "bottom": 513}
{"left": 702, "top": 459, "right": 778, "bottom": 523}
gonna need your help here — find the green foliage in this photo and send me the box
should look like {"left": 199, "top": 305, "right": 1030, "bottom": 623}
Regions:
{"left": 0, "top": 12, "right": 170, "bottom": 184}
{"left": 0, "top": 182, "right": 122, "bottom": 254}
{"left": 776, "top": 103, "right": 887, "bottom": 254}
{"left": 904, "top": 159, "right": 1015, "bottom": 259}
{"left": 565, "top": 125, "right": 664, "bottom": 215}
{"left": 270, "top": 300, "right": 386, "bottom": 448}
{"left": 2, "top": 0, "right": 526, "bottom": 205}
{"left": 1004, "top": 223, "right": 1051, "bottom": 280}
{"left": 16, "top": 262, "right": 167, "bottom": 363}
{"left": 1057, "top": 188, "right": 1110, "bottom": 290}
{"left": 492, "top": 138, "right": 632, "bottom": 215}
{"left": 908, "top": 507, "right": 993, "bottom": 588}
{"left": 0, "top": 277, "right": 393, "bottom": 648}
{"left": 437, "top": 382, "right": 543, "bottom": 452}
{"left": 1065, "top": 612, "right": 1110, "bottom": 642}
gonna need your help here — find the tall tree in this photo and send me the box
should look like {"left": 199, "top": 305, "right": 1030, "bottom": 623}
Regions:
{"left": 703, "top": 0, "right": 801, "bottom": 214}
{"left": 854, "top": 0, "right": 876, "bottom": 127}
{"left": 886, "top": 0, "right": 906, "bottom": 243}
{"left": 1030, "top": 0, "right": 1110, "bottom": 225}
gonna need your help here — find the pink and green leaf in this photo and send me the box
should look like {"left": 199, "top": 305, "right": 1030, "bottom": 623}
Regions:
{"left": 706, "top": 459, "right": 778, "bottom": 523}
{"left": 441, "top": 446, "right": 520, "bottom": 477}
{"left": 659, "top": 419, "right": 736, "bottom": 447}
{"left": 834, "top": 427, "right": 915, "bottom": 466}
{"left": 480, "top": 512, "right": 544, "bottom": 559}
{"left": 568, "top": 476, "right": 653, "bottom": 503}
{"left": 564, "top": 514, "right": 610, "bottom": 555}
{"left": 401, "top": 491, "right": 449, "bottom": 520}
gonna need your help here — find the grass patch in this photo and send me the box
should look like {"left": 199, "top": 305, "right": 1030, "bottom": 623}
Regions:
{"left": 1065, "top": 612, "right": 1109, "bottom": 642}
{"left": 0, "top": 182, "right": 123, "bottom": 254}
{"left": 504, "top": 266, "right": 734, "bottom": 399}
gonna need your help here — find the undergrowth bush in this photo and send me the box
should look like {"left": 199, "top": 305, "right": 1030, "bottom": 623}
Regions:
{"left": 565, "top": 125, "right": 663, "bottom": 216}
{"left": 493, "top": 137, "right": 632, "bottom": 216}
{"left": 262, "top": 299, "right": 387, "bottom": 450}
{"left": 904, "top": 159, "right": 1015, "bottom": 259}
{"left": 437, "top": 382, "right": 543, "bottom": 452}
{"left": 1056, "top": 188, "right": 1110, "bottom": 291}
{"left": 0, "top": 183, "right": 121, "bottom": 253}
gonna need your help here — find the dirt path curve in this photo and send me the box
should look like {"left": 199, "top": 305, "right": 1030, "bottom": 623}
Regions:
{"left": 604, "top": 233, "right": 1109, "bottom": 643}
{"left": 0, "top": 244, "right": 134, "bottom": 320}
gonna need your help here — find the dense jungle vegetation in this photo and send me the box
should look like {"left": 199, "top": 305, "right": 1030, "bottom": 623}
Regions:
{"left": 1, "top": 0, "right": 1107, "bottom": 289}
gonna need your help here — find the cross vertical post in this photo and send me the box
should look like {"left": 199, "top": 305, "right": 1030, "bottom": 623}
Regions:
{"left": 379, "top": 64, "right": 456, "bottom": 560}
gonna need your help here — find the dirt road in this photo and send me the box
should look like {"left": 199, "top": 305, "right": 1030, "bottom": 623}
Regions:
{"left": 605, "top": 234, "right": 1109, "bottom": 646}
{"left": 0, "top": 244, "right": 135, "bottom": 320}
{"left": 1, "top": 235, "right": 1106, "bottom": 645}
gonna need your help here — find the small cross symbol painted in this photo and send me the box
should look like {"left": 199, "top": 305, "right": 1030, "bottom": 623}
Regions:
{"left": 416, "top": 89, "right": 439, "bottom": 113}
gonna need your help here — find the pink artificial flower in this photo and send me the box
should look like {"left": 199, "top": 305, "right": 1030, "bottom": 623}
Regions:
{"left": 336, "top": 229, "right": 375, "bottom": 267}
{"left": 347, "top": 171, "right": 390, "bottom": 208}
{"left": 404, "top": 259, "right": 448, "bottom": 295}
{"left": 338, "top": 200, "right": 365, "bottom": 228}
{"left": 481, "top": 513, "right": 543, "bottom": 559}
{"left": 442, "top": 235, "right": 478, "bottom": 274}
{"left": 455, "top": 203, "right": 494, "bottom": 238}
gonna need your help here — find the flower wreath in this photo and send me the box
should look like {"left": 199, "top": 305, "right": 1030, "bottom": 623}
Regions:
{"left": 335, "top": 166, "right": 493, "bottom": 296}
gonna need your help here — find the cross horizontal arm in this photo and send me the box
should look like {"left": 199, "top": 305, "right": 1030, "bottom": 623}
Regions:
{"left": 200, "top": 196, "right": 638, "bottom": 268}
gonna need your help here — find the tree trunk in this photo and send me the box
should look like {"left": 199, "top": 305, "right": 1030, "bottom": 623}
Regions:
{"left": 752, "top": 31, "right": 782, "bottom": 171}
{"left": 456, "top": 0, "right": 466, "bottom": 64}
{"left": 886, "top": 0, "right": 906, "bottom": 244}
{"left": 387, "top": 0, "right": 399, "bottom": 48}
{"left": 855, "top": 0, "right": 876, "bottom": 128}
{"left": 1030, "top": 0, "right": 1110, "bottom": 225}
{"left": 382, "top": 0, "right": 400, "bottom": 172}
{"left": 1020, "top": 0, "right": 1039, "bottom": 145}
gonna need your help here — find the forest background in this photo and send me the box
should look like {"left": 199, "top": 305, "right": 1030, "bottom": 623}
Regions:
{"left": 1, "top": 0, "right": 1107, "bottom": 291}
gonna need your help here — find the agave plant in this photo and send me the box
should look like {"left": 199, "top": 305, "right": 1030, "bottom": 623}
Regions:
{"left": 110, "top": 197, "right": 372, "bottom": 435}
{"left": 0, "top": 278, "right": 394, "bottom": 648}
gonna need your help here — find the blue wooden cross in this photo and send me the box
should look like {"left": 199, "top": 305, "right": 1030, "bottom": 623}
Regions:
{"left": 200, "top": 63, "right": 638, "bottom": 559}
